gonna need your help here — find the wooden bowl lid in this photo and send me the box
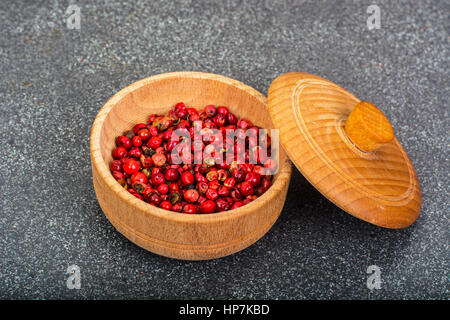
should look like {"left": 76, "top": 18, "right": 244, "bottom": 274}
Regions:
{"left": 268, "top": 72, "right": 422, "bottom": 228}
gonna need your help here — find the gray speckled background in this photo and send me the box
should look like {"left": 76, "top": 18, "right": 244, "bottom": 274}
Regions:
{"left": 0, "top": 0, "right": 448, "bottom": 299}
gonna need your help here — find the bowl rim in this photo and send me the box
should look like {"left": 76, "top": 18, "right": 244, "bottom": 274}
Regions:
{"left": 90, "top": 71, "right": 292, "bottom": 224}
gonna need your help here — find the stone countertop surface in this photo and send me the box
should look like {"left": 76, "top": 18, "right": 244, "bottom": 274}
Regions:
{"left": 0, "top": 0, "right": 448, "bottom": 299}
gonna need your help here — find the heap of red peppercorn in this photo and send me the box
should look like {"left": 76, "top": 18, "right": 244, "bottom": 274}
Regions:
{"left": 110, "top": 102, "right": 275, "bottom": 214}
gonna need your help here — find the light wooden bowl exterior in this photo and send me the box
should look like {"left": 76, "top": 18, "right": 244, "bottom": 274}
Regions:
{"left": 90, "top": 72, "right": 292, "bottom": 260}
{"left": 268, "top": 72, "right": 421, "bottom": 229}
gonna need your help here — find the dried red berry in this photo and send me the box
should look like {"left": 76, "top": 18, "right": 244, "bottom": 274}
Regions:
{"left": 231, "top": 189, "right": 243, "bottom": 202}
{"left": 116, "top": 136, "right": 132, "bottom": 150}
{"left": 208, "top": 179, "right": 220, "bottom": 190}
{"left": 140, "top": 155, "right": 153, "bottom": 168}
{"left": 206, "top": 170, "right": 218, "bottom": 181}
{"left": 169, "top": 192, "right": 181, "bottom": 204}
{"left": 129, "top": 190, "right": 144, "bottom": 200}
{"left": 131, "top": 172, "right": 148, "bottom": 185}
{"left": 261, "top": 178, "right": 272, "bottom": 190}
{"left": 197, "top": 182, "right": 209, "bottom": 194}
{"left": 123, "top": 159, "right": 139, "bottom": 174}
{"left": 177, "top": 109, "right": 187, "bottom": 119}
{"left": 184, "top": 189, "right": 199, "bottom": 203}
{"left": 132, "top": 136, "right": 143, "bottom": 147}
{"left": 169, "top": 183, "right": 180, "bottom": 194}
{"left": 142, "top": 186, "right": 154, "bottom": 198}
{"left": 245, "top": 172, "right": 261, "bottom": 187}
{"left": 253, "top": 165, "right": 265, "bottom": 176}
{"left": 218, "top": 186, "right": 231, "bottom": 197}
{"left": 240, "top": 181, "right": 254, "bottom": 196}
{"left": 151, "top": 167, "right": 162, "bottom": 176}
{"left": 160, "top": 201, "right": 172, "bottom": 210}
{"left": 194, "top": 172, "right": 207, "bottom": 183}
{"left": 181, "top": 171, "right": 194, "bottom": 186}
{"left": 151, "top": 172, "right": 165, "bottom": 186}
{"left": 112, "top": 146, "right": 127, "bottom": 159}
{"left": 217, "top": 169, "right": 228, "bottom": 181}
{"left": 183, "top": 204, "right": 196, "bottom": 214}
{"left": 227, "top": 112, "right": 237, "bottom": 125}
{"left": 231, "top": 169, "right": 245, "bottom": 182}
{"left": 240, "top": 163, "right": 254, "bottom": 173}
{"left": 206, "top": 188, "right": 219, "bottom": 201}
{"left": 132, "top": 123, "right": 147, "bottom": 134}
{"left": 197, "top": 195, "right": 207, "bottom": 205}
{"left": 171, "top": 203, "right": 183, "bottom": 212}
{"left": 175, "top": 102, "right": 186, "bottom": 109}
{"left": 147, "top": 136, "right": 163, "bottom": 149}
{"left": 164, "top": 168, "right": 179, "bottom": 181}
{"left": 149, "top": 193, "right": 162, "bottom": 206}
{"left": 237, "top": 118, "right": 252, "bottom": 129}
{"left": 147, "top": 125, "right": 158, "bottom": 137}
{"left": 231, "top": 202, "right": 244, "bottom": 210}
{"left": 133, "top": 182, "right": 147, "bottom": 194}
{"left": 205, "top": 105, "right": 217, "bottom": 117}
{"left": 216, "top": 198, "right": 231, "bottom": 212}
{"left": 217, "top": 106, "right": 229, "bottom": 116}
{"left": 200, "top": 200, "right": 216, "bottom": 213}
{"left": 153, "top": 116, "right": 173, "bottom": 130}
{"left": 112, "top": 170, "right": 126, "bottom": 184}
{"left": 128, "top": 147, "right": 142, "bottom": 159}
{"left": 109, "top": 160, "right": 122, "bottom": 172}
{"left": 137, "top": 129, "right": 151, "bottom": 141}
{"left": 213, "top": 114, "right": 226, "bottom": 127}
{"left": 186, "top": 107, "right": 198, "bottom": 117}
{"left": 223, "top": 177, "right": 235, "bottom": 188}
{"left": 123, "top": 130, "right": 135, "bottom": 140}
{"left": 152, "top": 153, "right": 167, "bottom": 167}
{"left": 157, "top": 183, "right": 169, "bottom": 194}
{"left": 141, "top": 146, "right": 155, "bottom": 156}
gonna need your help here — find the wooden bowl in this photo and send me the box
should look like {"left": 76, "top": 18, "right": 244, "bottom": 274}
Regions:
{"left": 90, "top": 72, "right": 292, "bottom": 260}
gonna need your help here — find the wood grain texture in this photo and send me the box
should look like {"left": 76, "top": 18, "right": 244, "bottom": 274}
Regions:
{"left": 90, "top": 72, "right": 292, "bottom": 260}
{"left": 268, "top": 72, "right": 421, "bottom": 229}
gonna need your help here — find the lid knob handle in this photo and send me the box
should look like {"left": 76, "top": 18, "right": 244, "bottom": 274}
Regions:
{"left": 344, "top": 101, "right": 394, "bottom": 152}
